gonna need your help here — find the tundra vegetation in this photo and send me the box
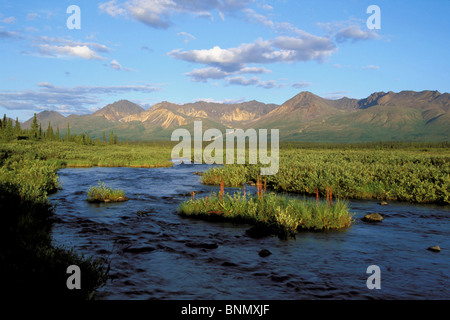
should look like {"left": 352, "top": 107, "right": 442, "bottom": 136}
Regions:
{"left": 201, "top": 142, "right": 450, "bottom": 205}
{"left": 179, "top": 177, "right": 353, "bottom": 239}
{"left": 0, "top": 115, "right": 448, "bottom": 298}
{"left": 87, "top": 181, "right": 127, "bottom": 203}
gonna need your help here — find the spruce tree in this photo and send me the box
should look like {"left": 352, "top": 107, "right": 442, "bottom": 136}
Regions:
{"left": 4, "top": 118, "right": 14, "bottom": 141}
{"left": 31, "top": 113, "right": 39, "bottom": 138}
{"left": 47, "top": 122, "right": 54, "bottom": 140}
{"left": 14, "top": 117, "right": 21, "bottom": 135}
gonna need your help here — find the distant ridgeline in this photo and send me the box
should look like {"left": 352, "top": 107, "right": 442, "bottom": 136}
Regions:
{"left": 7, "top": 90, "right": 450, "bottom": 142}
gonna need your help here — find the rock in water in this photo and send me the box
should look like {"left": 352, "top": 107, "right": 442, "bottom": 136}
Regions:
{"left": 185, "top": 242, "right": 218, "bottom": 249}
{"left": 427, "top": 246, "right": 441, "bottom": 252}
{"left": 378, "top": 201, "right": 388, "bottom": 205}
{"left": 259, "top": 249, "right": 272, "bottom": 257}
{"left": 246, "top": 225, "right": 273, "bottom": 239}
{"left": 362, "top": 213, "right": 384, "bottom": 222}
{"left": 123, "top": 246, "right": 156, "bottom": 254}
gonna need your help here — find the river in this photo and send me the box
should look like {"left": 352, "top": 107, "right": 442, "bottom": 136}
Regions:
{"left": 49, "top": 162, "right": 450, "bottom": 299}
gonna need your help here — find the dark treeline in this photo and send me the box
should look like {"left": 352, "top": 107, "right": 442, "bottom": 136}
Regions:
{"left": 0, "top": 113, "right": 120, "bottom": 145}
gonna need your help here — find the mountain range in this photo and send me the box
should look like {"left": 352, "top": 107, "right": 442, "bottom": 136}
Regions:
{"left": 22, "top": 90, "right": 450, "bottom": 142}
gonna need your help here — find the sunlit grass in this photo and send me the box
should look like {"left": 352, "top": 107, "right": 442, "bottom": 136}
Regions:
{"left": 178, "top": 189, "right": 353, "bottom": 239}
{"left": 0, "top": 142, "right": 109, "bottom": 299}
{"left": 87, "top": 181, "right": 127, "bottom": 203}
{"left": 199, "top": 148, "right": 450, "bottom": 204}
{"left": 2, "top": 140, "right": 174, "bottom": 169}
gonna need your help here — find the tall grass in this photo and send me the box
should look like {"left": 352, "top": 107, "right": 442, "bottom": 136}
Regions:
{"left": 0, "top": 143, "right": 109, "bottom": 299}
{"left": 87, "top": 181, "right": 127, "bottom": 203}
{"left": 1, "top": 140, "right": 174, "bottom": 168}
{"left": 200, "top": 147, "right": 450, "bottom": 204}
{"left": 202, "top": 165, "right": 248, "bottom": 187}
{"left": 178, "top": 187, "right": 353, "bottom": 239}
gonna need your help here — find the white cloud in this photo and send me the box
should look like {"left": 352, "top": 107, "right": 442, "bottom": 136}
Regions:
{"left": 0, "top": 83, "right": 161, "bottom": 113}
{"left": 110, "top": 59, "right": 123, "bottom": 70}
{"left": 227, "top": 76, "right": 260, "bottom": 86}
{"left": 363, "top": 65, "right": 380, "bottom": 70}
{"left": 99, "top": 0, "right": 254, "bottom": 29}
{"left": 169, "top": 29, "right": 335, "bottom": 88}
{"left": 317, "top": 21, "right": 380, "bottom": 43}
{"left": 169, "top": 35, "right": 336, "bottom": 73}
{"left": 243, "top": 8, "right": 326, "bottom": 38}
{"left": 34, "top": 36, "right": 110, "bottom": 60}
{"left": 38, "top": 44, "right": 106, "bottom": 60}
{"left": 177, "top": 31, "right": 196, "bottom": 43}
{"left": 292, "top": 82, "right": 310, "bottom": 89}
{"left": 334, "top": 25, "right": 379, "bottom": 43}
{"left": 226, "top": 76, "right": 279, "bottom": 89}
{"left": 243, "top": 9, "right": 274, "bottom": 28}
{"left": 2, "top": 16, "right": 16, "bottom": 24}
{"left": 37, "top": 82, "right": 54, "bottom": 88}
{"left": 186, "top": 66, "right": 271, "bottom": 82}
{"left": 186, "top": 67, "right": 229, "bottom": 82}
{"left": 259, "top": 4, "right": 273, "bottom": 11}
{"left": 98, "top": 0, "right": 127, "bottom": 17}
{"left": 26, "top": 13, "right": 40, "bottom": 21}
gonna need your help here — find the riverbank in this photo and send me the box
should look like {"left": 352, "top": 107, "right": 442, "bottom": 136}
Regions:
{"left": 201, "top": 145, "right": 450, "bottom": 205}
{"left": 0, "top": 140, "right": 175, "bottom": 299}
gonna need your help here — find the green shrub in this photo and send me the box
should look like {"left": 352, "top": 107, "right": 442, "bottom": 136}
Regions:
{"left": 200, "top": 148, "right": 450, "bottom": 204}
{"left": 87, "top": 181, "right": 127, "bottom": 203}
{"left": 0, "top": 143, "right": 109, "bottom": 300}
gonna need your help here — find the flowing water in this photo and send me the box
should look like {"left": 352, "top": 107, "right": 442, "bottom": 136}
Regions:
{"left": 49, "top": 162, "right": 450, "bottom": 300}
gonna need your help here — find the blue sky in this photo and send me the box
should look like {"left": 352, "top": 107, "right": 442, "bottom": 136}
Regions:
{"left": 0, "top": 0, "right": 449, "bottom": 121}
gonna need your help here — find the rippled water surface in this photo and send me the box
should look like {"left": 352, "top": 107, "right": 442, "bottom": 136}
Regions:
{"left": 49, "top": 163, "right": 450, "bottom": 300}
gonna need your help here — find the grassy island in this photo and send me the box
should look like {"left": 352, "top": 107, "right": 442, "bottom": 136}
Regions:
{"left": 178, "top": 181, "right": 353, "bottom": 239}
{"left": 87, "top": 182, "right": 128, "bottom": 203}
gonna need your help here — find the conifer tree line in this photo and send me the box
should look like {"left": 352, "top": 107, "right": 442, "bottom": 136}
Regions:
{"left": 0, "top": 113, "right": 121, "bottom": 145}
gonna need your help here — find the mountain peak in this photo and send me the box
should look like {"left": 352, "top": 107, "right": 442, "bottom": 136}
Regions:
{"left": 292, "top": 91, "right": 319, "bottom": 98}
{"left": 281, "top": 91, "right": 327, "bottom": 109}
{"left": 22, "top": 110, "right": 66, "bottom": 128}
{"left": 93, "top": 100, "right": 145, "bottom": 121}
